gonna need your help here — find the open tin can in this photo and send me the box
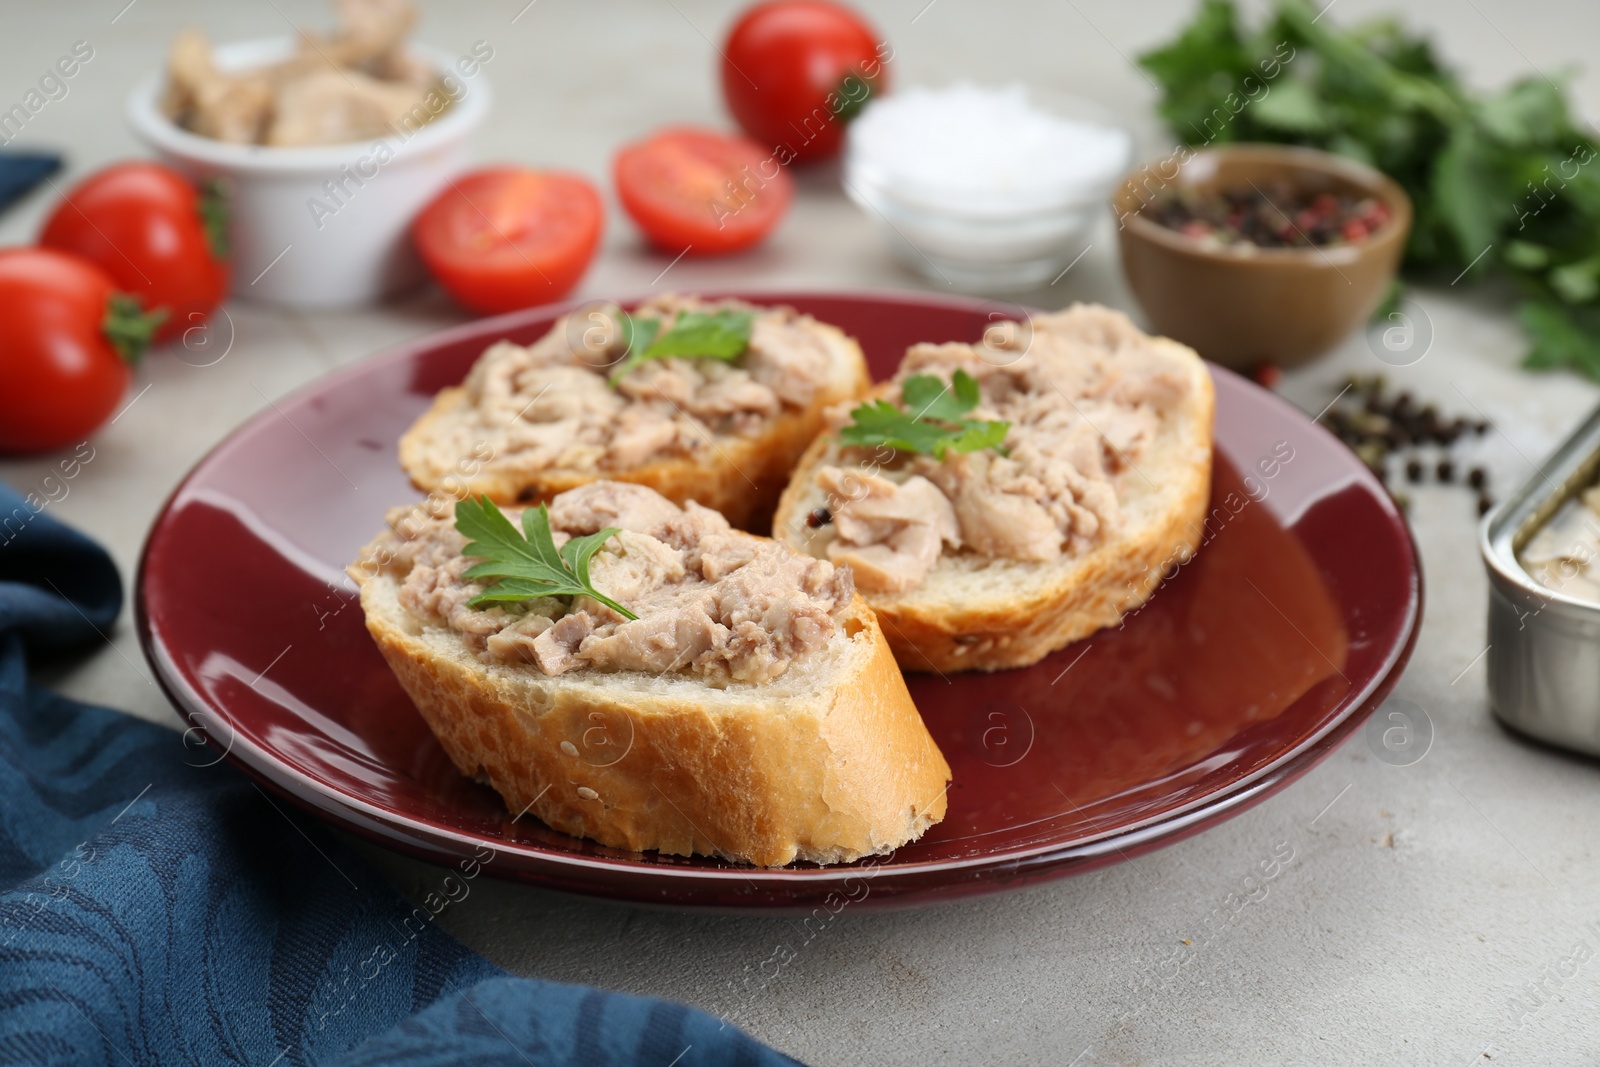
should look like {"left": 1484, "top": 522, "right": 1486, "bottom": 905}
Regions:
{"left": 1482, "top": 402, "right": 1600, "bottom": 756}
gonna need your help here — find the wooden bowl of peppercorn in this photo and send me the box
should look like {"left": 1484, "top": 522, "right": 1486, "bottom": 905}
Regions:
{"left": 1111, "top": 144, "right": 1411, "bottom": 369}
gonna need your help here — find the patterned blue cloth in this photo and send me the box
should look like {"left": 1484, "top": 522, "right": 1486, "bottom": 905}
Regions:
{"left": 0, "top": 151, "right": 61, "bottom": 216}
{"left": 0, "top": 484, "right": 797, "bottom": 1067}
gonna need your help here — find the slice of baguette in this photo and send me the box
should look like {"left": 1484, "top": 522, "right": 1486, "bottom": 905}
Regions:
{"left": 352, "top": 547, "right": 951, "bottom": 868}
{"left": 773, "top": 325, "right": 1215, "bottom": 674}
{"left": 398, "top": 304, "right": 871, "bottom": 533}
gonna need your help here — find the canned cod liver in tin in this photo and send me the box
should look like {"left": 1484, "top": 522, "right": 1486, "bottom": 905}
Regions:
{"left": 1482, "top": 402, "right": 1600, "bottom": 756}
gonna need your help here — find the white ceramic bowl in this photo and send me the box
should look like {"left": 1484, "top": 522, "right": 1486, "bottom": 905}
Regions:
{"left": 843, "top": 90, "right": 1129, "bottom": 292}
{"left": 128, "top": 38, "right": 490, "bottom": 308}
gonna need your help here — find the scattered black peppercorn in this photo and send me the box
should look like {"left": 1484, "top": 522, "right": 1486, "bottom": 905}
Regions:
{"left": 1322, "top": 376, "right": 1492, "bottom": 520}
{"left": 805, "top": 507, "right": 832, "bottom": 528}
{"left": 1355, "top": 441, "right": 1387, "bottom": 477}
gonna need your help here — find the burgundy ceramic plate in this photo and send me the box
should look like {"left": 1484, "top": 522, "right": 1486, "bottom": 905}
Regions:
{"left": 137, "top": 291, "right": 1420, "bottom": 910}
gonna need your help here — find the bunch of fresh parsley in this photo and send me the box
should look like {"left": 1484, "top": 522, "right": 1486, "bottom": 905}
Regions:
{"left": 454, "top": 496, "right": 637, "bottom": 619}
{"left": 608, "top": 309, "right": 753, "bottom": 384}
{"left": 1141, "top": 0, "right": 1600, "bottom": 379}
{"left": 839, "top": 369, "right": 1011, "bottom": 459}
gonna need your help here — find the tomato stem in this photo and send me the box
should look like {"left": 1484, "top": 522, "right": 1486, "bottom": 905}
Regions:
{"left": 834, "top": 72, "right": 875, "bottom": 124}
{"left": 199, "top": 178, "right": 230, "bottom": 261}
{"left": 103, "top": 294, "right": 167, "bottom": 365}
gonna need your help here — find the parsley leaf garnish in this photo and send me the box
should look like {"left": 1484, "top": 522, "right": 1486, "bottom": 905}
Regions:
{"left": 454, "top": 495, "right": 638, "bottom": 620}
{"left": 617, "top": 312, "right": 661, "bottom": 363}
{"left": 838, "top": 369, "right": 1011, "bottom": 459}
{"left": 608, "top": 309, "right": 754, "bottom": 384}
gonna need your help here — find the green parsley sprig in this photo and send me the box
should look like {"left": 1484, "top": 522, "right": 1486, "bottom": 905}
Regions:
{"left": 608, "top": 309, "right": 753, "bottom": 385}
{"left": 454, "top": 495, "right": 638, "bottom": 620}
{"left": 1141, "top": 0, "right": 1600, "bottom": 380}
{"left": 838, "top": 369, "right": 1011, "bottom": 460}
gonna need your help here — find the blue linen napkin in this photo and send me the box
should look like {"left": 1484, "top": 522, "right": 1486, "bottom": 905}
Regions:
{"left": 0, "top": 151, "right": 62, "bottom": 215}
{"left": 0, "top": 484, "right": 799, "bottom": 1067}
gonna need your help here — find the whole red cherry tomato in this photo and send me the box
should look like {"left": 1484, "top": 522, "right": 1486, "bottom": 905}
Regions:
{"left": 39, "top": 161, "right": 228, "bottom": 344}
{"left": 413, "top": 167, "right": 604, "bottom": 315}
{"left": 0, "top": 249, "right": 162, "bottom": 453}
{"left": 721, "top": 0, "right": 890, "bottom": 164}
{"left": 614, "top": 127, "right": 794, "bottom": 254}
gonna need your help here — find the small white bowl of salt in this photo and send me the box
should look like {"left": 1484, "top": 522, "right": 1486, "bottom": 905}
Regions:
{"left": 843, "top": 83, "right": 1130, "bottom": 291}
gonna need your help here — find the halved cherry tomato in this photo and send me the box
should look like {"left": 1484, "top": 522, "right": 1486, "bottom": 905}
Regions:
{"left": 0, "top": 248, "right": 162, "bottom": 453}
{"left": 39, "top": 161, "right": 228, "bottom": 344}
{"left": 413, "top": 168, "right": 604, "bottom": 315}
{"left": 722, "top": 0, "right": 889, "bottom": 164}
{"left": 613, "top": 127, "right": 794, "bottom": 255}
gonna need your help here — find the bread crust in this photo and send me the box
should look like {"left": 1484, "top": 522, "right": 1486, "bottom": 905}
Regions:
{"left": 356, "top": 575, "right": 951, "bottom": 867}
{"left": 773, "top": 336, "right": 1216, "bottom": 673}
{"left": 398, "top": 321, "right": 871, "bottom": 533}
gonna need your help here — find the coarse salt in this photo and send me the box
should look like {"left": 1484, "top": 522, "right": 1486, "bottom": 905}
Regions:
{"left": 849, "top": 83, "right": 1130, "bottom": 213}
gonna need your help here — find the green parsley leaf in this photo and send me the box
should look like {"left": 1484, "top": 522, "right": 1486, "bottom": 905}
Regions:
{"left": 1479, "top": 78, "right": 1570, "bottom": 147}
{"left": 1520, "top": 301, "right": 1600, "bottom": 379}
{"left": 454, "top": 495, "right": 638, "bottom": 620}
{"left": 1550, "top": 255, "right": 1600, "bottom": 304}
{"left": 1432, "top": 124, "right": 1503, "bottom": 266}
{"left": 1251, "top": 77, "right": 1328, "bottom": 133}
{"left": 1138, "top": 0, "right": 1254, "bottom": 139}
{"left": 620, "top": 313, "right": 661, "bottom": 359}
{"left": 900, "top": 368, "right": 981, "bottom": 422}
{"left": 608, "top": 309, "right": 753, "bottom": 385}
{"left": 1504, "top": 240, "right": 1551, "bottom": 270}
{"left": 838, "top": 399, "right": 963, "bottom": 456}
{"left": 639, "top": 310, "right": 752, "bottom": 359}
{"left": 947, "top": 419, "right": 1013, "bottom": 455}
{"left": 838, "top": 369, "right": 1011, "bottom": 460}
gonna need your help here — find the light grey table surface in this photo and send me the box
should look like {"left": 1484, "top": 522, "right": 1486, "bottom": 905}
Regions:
{"left": 5, "top": 1, "right": 1600, "bottom": 1063}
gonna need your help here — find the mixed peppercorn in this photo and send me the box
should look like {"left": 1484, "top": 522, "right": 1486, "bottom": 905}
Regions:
{"left": 1320, "top": 375, "right": 1495, "bottom": 515}
{"left": 1148, "top": 183, "right": 1392, "bottom": 249}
